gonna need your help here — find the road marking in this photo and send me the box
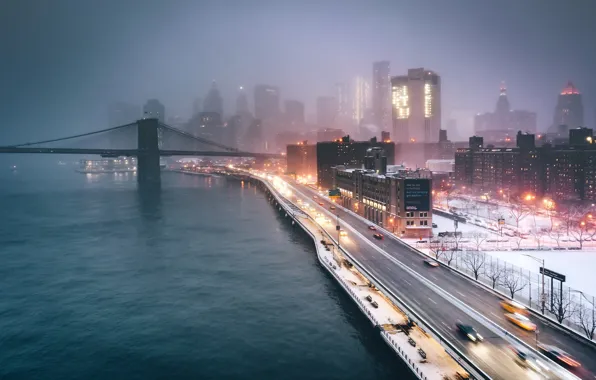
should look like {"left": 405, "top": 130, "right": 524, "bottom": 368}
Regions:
{"left": 457, "top": 291, "right": 467, "bottom": 298}
{"left": 490, "top": 312, "right": 502, "bottom": 319}
{"left": 441, "top": 321, "right": 449, "bottom": 328}
{"left": 403, "top": 279, "right": 412, "bottom": 286}
{"left": 430, "top": 275, "right": 439, "bottom": 281}
{"left": 428, "top": 298, "right": 437, "bottom": 304}
{"left": 412, "top": 299, "right": 421, "bottom": 306}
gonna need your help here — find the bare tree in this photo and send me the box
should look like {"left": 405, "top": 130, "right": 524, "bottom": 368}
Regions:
{"left": 485, "top": 260, "right": 505, "bottom": 289}
{"left": 502, "top": 269, "right": 527, "bottom": 299}
{"left": 509, "top": 204, "right": 530, "bottom": 228}
{"left": 569, "top": 221, "right": 595, "bottom": 249}
{"left": 559, "top": 205, "right": 582, "bottom": 235}
{"left": 471, "top": 232, "right": 487, "bottom": 251}
{"left": 444, "top": 247, "right": 458, "bottom": 267}
{"left": 429, "top": 239, "right": 446, "bottom": 261}
{"left": 513, "top": 236, "right": 524, "bottom": 250}
{"left": 463, "top": 250, "right": 485, "bottom": 280}
{"left": 577, "top": 300, "right": 596, "bottom": 339}
{"left": 548, "top": 288, "right": 576, "bottom": 324}
{"left": 549, "top": 228, "right": 564, "bottom": 248}
{"left": 532, "top": 229, "right": 544, "bottom": 250}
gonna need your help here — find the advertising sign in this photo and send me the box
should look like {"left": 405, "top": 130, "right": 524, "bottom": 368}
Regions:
{"left": 404, "top": 179, "right": 431, "bottom": 211}
{"left": 328, "top": 189, "right": 341, "bottom": 197}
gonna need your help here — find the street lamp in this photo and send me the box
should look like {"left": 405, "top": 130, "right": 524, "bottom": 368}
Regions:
{"left": 571, "top": 290, "right": 595, "bottom": 326}
{"left": 522, "top": 253, "right": 546, "bottom": 314}
{"left": 336, "top": 213, "right": 341, "bottom": 249}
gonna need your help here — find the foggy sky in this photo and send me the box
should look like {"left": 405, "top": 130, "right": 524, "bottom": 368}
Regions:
{"left": 1, "top": 0, "right": 595, "bottom": 143}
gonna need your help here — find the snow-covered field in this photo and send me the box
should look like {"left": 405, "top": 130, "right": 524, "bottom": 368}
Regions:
{"left": 428, "top": 214, "right": 596, "bottom": 296}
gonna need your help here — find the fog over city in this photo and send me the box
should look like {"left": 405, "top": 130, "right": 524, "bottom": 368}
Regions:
{"left": 1, "top": 0, "right": 595, "bottom": 144}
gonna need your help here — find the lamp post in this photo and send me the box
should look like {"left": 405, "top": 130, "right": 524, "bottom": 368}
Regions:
{"left": 336, "top": 213, "right": 341, "bottom": 249}
{"left": 522, "top": 254, "right": 545, "bottom": 314}
{"left": 571, "top": 290, "right": 595, "bottom": 329}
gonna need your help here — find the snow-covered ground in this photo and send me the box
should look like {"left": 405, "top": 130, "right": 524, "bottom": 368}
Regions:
{"left": 486, "top": 249, "right": 596, "bottom": 297}
{"left": 427, "top": 214, "right": 596, "bottom": 296}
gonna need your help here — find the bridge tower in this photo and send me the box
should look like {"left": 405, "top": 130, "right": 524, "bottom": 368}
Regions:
{"left": 137, "top": 118, "right": 161, "bottom": 182}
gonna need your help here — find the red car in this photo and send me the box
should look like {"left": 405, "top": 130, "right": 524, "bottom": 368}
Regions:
{"left": 373, "top": 233, "right": 384, "bottom": 240}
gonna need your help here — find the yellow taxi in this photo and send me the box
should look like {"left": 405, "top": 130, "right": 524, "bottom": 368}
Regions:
{"left": 500, "top": 300, "right": 529, "bottom": 316}
{"left": 339, "top": 230, "right": 348, "bottom": 237}
{"left": 504, "top": 313, "right": 536, "bottom": 331}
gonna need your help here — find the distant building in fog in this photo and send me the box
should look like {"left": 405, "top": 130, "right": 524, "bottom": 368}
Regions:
{"left": 316, "top": 96, "right": 338, "bottom": 126}
{"left": 254, "top": 85, "right": 280, "bottom": 121}
{"left": 236, "top": 86, "right": 250, "bottom": 116}
{"left": 353, "top": 76, "right": 370, "bottom": 125}
{"left": 317, "top": 128, "right": 344, "bottom": 142}
{"left": 143, "top": 99, "right": 165, "bottom": 123}
{"left": 336, "top": 82, "right": 351, "bottom": 123}
{"left": 372, "top": 61, "right": 391, "bottom": 131}
{"left": 203, "top": 81, "right": 224, "bottom": 118}
{"left": 473, "top": 83, "right": 536, "bottom": 143}
{"left": 553, "top": 81, "right": 584, "bottom": 130}
{"left": 108, "top": 102, "right": 140, "bottom": 127}
{"left": 284, "top": 100, "right": 305, "bottom": 126}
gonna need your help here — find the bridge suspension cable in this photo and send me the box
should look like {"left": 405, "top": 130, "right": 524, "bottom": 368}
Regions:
{"left": 5, "top": 122, "right": 138, "bottom": 148}
{"left": 159, "top": 123, "right": 240, "bottom": 153}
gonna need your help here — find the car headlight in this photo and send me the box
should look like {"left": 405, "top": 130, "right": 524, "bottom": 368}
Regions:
{"left": 467, "top": 334, "right": 476, "bottom": 341}
{"left": 476, "top": 334, "right": 483, "bottom": 340}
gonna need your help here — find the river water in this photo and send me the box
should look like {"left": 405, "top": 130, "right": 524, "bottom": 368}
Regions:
{"left": 0, "top": 164, "right": 414, "bottom": 380}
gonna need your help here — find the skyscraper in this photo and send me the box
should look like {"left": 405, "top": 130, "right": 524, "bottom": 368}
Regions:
{"left": 284, "top": 100, "right": 305, "bottom": 126}
{"left": 336, "top": 82, "right": 351, "bottom": 122}
{"left": 203, "top": 81, "right": 224, "bottom": 118}
{"left": 372, "top": 61, "right": 391, "bottom": 130}
{"left": 316, "top": 96, "right": 338, "bottom": 127}
{"left": 254, "top": 85, "right": 280, "bottom": 121}
{"left": 391, "top": 68, "right": 441, "bottom": 143}
{"left": 474, "top": 83, "right": 536, "bottom": 142}
{"left": 553, "top": 81, "right": 584, "bottom": 129}
{"left": 236, "top": 86, "right": 250, "bottom": 116}
{"left": 143, "top": 99, "right": 165, "bottom": 122}
{"left": 353, "top": 76, "right": 370, "bottom": 124}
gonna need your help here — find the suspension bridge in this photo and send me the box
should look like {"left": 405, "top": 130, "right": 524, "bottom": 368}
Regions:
{"left": 0, "top": 118, "right": 282, "bottom": 182}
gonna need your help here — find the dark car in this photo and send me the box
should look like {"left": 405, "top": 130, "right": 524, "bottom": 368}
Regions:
{"left": 432, "top": 223, "right": 438, "bottom": 228}
{"left": 537, "top": 344, "right": 581, "bottom": 368}
{"left": 368, "top": 225, "right": 376, "bottom": 230}
{"left": 373, "top": 233, "right": 384, "bottom": 240}
{"left": 424, "top": 259, "right": 439, "bottom": 268}
{"left": 456, "top": 323, "right": 483, "bottom": 342}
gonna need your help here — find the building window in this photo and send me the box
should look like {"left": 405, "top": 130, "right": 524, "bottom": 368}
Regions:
{"left": 406, "top": 212, "right": 414, "bottom": 217}
{"left": 420, "top": 220, "right": 428, "bottom": 226}
{"left": 419, "top": 212, "right": 428, "bottom": 218}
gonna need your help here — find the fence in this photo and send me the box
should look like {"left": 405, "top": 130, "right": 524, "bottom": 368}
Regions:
{"left": 421, "top": 244, "right": 596, "bottom": 341}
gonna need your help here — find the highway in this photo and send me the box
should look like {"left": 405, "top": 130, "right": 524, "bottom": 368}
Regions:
{"left": 289, "top": 181, "right": 596, "bottom": 380}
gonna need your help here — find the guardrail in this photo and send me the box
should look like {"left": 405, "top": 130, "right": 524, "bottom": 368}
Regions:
{"left": 299, "top": 186, "right": 582, "bottom": 379}
{"left": 258, "top": 176, "right": 489, "bottom": 380}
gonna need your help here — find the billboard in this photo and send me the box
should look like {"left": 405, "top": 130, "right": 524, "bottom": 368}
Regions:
{"left": 404, "top": 179, "right": 430, "bottom": 211}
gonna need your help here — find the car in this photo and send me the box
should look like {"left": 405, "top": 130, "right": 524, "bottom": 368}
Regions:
{"left": 511, "top": 348, "right": 547, "bottom": 373}
{"left": 318, "top": 202, "right": 324, "bottom": 206}
{"left": 537, "top": 343, "right": 581, "bottom": 368}
{"left": 368, "top": 225, "right": 377, "bottom": 230}
{"left": 456, "top": 323, "right": 483, "bottom": 342}
{"left": 339, "top": 230, "right": 348, "bottom": 237}
{"left": 500, "top": 300, "right": 529, "bottom": 316}
{"left": 432, "top": 223, "right": 438, "bottom": 228}
{"left": 373, "top": 233, "right": 384, "bottom": 240}
{"left": 504, "top": 313, "right": 536, "bottom": 331}
{"left": 329, "top": 205, "right": 336, "bottom": 210}
{"left": 424, "top": 259, "right": 439, "bottom": 268}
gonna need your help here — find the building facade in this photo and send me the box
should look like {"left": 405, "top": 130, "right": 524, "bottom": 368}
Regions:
{"left": 316, "top": 136, "right": 395, "bottom": 189}
{"left": 353, "top": 76, "right": 370, "bottom": 125}
{"left": 316, "top": 96, "right": 338, "bottom": 127}
{"left": 553, "top": 81, "right": 583, "bottom": 130}
{"left": 203, "top": 81, "right": 224, "bottom": 118}
{"left": 391, "top": 68, "right": 441, "bottom": 143}
{"left": 333, "top": 167, "right": 433, "bottom": 237}
{"left": 284, "top": 100, "right": 305, "bottom": 126}
{"left": 286, "top": 141, "right": 316, "bottom": 178}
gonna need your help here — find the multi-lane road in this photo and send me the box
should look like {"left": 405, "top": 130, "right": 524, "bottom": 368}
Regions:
{"left": 288, "top": 181, "right": 596, "bottom": 380}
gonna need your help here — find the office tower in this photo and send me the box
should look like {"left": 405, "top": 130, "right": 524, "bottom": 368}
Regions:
{"left": 553, "top": 81, "right": 584, "bottom": 129}
{"left": 108, "top": 102, "right": 140, "bottom": 127}
{"left": 203, "top": 81, "right": 224, "bottom": 118}
{"left": 254, "top": 85, "right": 280, "bottom": 121}
{"left": 391, "top": 68, "right": 441, "bottom": 143}
{"left": 372, "top": 61, "right": 391, "bottom": 131}
{"left": 316, "top": 96, "right": 338, "bottom": 126}
{"left": 353, "top": 76, "right": 370, "bottom": 124}
{"left": 244, "top": 118, "right": 264, "bottom": 152}
{"left": 236, "top": 86, "right": 250, "bottom": 116}
{"left": 286, "top": 141, "right": 317, "bottom": 178}
{"left": 284, "top": 100, "right": 305, "bottom": 126}
{"left": 381, "top": 131, "right": 391, "bottom": 142}
{"left": 336, "top": 82, "right": 351, "bottom": 122}
{"left": 143, "top": 99, "right": 165, "bottom": 122}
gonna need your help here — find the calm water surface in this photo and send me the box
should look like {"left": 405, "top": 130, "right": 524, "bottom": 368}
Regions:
{"left": 0, "top": 165, "right": 414, "bottom": 380}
